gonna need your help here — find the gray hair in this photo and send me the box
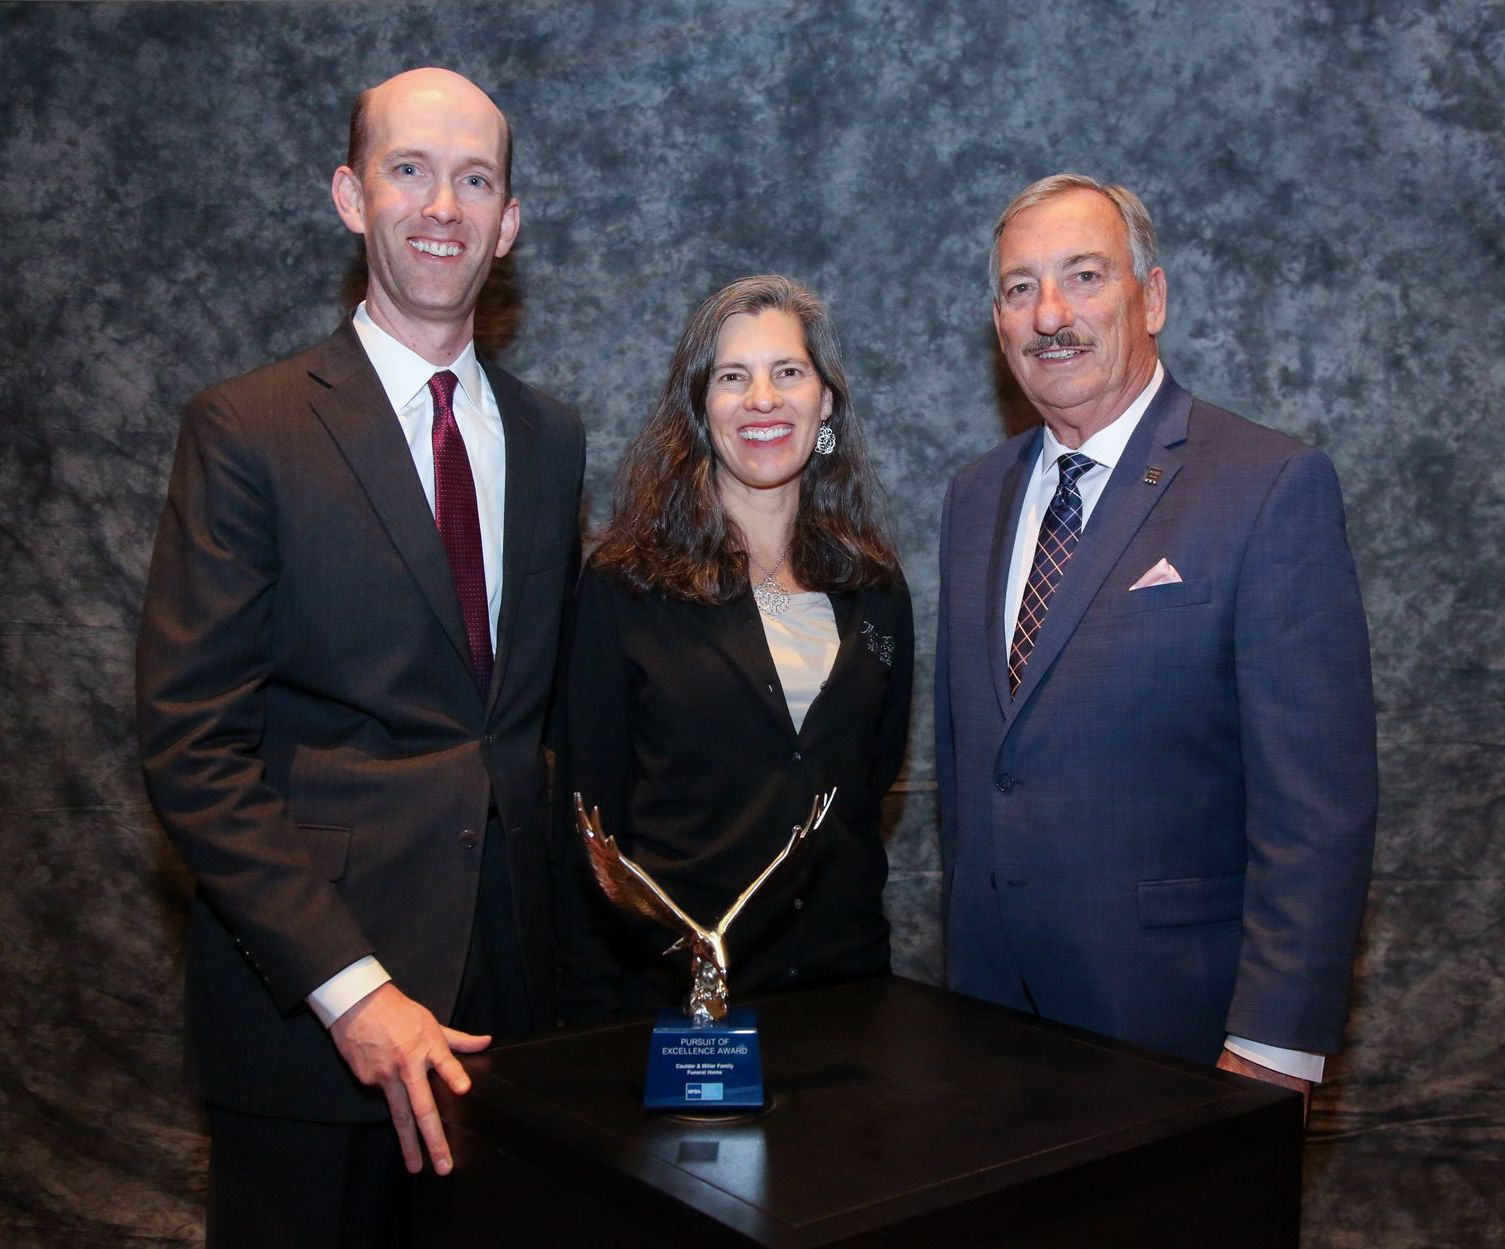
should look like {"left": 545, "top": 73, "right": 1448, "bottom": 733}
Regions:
{"left": 988, "top": 173, "right": 1158, "bottom": 302}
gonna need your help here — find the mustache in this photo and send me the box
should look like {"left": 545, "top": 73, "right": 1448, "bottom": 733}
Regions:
{"left": 1024, "top": 330, "right": 1095, "bottom": 356}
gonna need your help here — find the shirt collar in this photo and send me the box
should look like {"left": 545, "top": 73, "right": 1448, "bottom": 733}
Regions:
{"left": 1040, "top": 360, "right": 1165, "bottom": 471}
{"left": 351, "top": 302, "right": 484, "bottom": 415}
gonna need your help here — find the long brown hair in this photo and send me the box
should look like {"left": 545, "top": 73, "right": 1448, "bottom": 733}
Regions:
{"left": 592, "top": 275, "right": 900, "bottom": 603}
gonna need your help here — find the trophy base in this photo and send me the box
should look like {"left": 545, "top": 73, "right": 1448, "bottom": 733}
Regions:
{"left": 657, "top": 1095, "right": 780, "bottom": 1125}
{"left": 643, "top": 1008, "right": 765, "bottom": 1112}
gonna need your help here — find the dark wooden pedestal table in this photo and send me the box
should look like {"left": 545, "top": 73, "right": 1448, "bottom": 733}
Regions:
{"left": 420, "top": 976, "right": 1301, "bottom": 1248}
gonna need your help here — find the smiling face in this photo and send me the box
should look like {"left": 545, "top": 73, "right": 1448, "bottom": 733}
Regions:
{"left": 704, "top": 308, "right": 833, "bottom": 504}
{"left": 331, "top": 68, "right": 518, "bottom": 352}
{"left": 992, "top": 188, "right": 1166, "bottom": 445}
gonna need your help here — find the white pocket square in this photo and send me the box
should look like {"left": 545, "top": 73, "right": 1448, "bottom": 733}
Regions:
{"left": 1130, "top": 558, "right": 1182, "bottom": 590}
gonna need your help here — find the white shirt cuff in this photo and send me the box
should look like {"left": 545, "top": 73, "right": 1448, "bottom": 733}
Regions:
{"left": 307, "top": 956, "right": 392, "bottom": 1028}
{"left": 1224, "top": 1035, "right": 1326, "bottom": 1083}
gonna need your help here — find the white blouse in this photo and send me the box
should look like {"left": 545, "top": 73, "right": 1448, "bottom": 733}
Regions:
{"left": 759, "top": 592, "right": 840, "bottom": 732}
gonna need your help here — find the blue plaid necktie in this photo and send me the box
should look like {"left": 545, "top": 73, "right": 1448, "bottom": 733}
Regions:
{"left": 1008, "top": 452, "right": 1096, "bottom": 696}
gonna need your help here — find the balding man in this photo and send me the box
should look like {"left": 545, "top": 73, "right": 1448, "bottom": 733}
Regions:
{"left": 137, "top": 69, "right": 583, "bottom": 1246}
{"left": 936, "top": 174, "right": 1376, "bottom": 1114}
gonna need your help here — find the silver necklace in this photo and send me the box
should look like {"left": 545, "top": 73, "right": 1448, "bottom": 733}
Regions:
{"left": 750, "top": 546, "right": 792, "bottom": 618}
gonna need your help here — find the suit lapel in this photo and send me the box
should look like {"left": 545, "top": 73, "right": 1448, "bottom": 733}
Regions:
{"left": 484, "top": 360, "right": 541, "bottom": 710}
{"left": 986, "top": 431, "right": 1043, "bottom": 717}
{"left": 305, "top": 325, "right": 476, "bottom": 680}
{"left": 1004, "top": 375, "right": 1192, "bottom": 724}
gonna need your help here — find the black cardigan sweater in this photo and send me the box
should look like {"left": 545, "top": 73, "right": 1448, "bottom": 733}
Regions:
{"left": 558, "top": 564, "right": 913, "bottom": 1019}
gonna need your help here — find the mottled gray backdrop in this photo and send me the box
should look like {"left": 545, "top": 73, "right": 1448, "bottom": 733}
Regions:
{"left": 1, "top": 1, "right": 1501, "bottom": 1245}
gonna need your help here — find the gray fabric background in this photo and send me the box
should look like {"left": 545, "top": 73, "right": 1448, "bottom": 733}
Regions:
{"left": 1, "top": 1, "right": 1500, "bottom": 1245}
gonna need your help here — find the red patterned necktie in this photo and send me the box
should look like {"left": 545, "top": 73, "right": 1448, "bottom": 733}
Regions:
{"left": 428, "top": 370, "right": 493, "bottom": 695}
{"left": 1008, "top": 452, "right": 1096, "bottom": 696}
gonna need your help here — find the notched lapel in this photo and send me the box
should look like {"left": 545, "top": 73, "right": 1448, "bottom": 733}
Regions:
{"left": 1005, "top": 378, "right": 1192, "bottom": 719}
{"left": 306, "top": 330, "right": 476, "bottom": 680}
{"left": 986, "top": 433, "right": 1042, "bottom": 718}
{"left": 486, "top": 361, "right": 542, "bottom": 709}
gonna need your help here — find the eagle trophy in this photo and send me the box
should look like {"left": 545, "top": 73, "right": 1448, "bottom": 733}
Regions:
{"left": 573, "top": 789, "right": 836, "bottom": 1027}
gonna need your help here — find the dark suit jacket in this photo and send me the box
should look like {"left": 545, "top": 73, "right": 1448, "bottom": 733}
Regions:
{"left": 136, "top": 322, "right": 584, "bottom": 1122}
{"left": 559, "top": 565, "right": 913, "bottom": 1019}
{"left": 935, "top": 372, "right": 1376, "bottom": 1064}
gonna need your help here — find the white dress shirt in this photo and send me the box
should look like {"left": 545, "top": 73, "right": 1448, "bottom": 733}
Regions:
{"left": 1003, "top": 360, "right": 1323, "bottom": 1083}
{"left": 307, "top": 305, "right": 508, "bottom": 1027}
{"left": 1002, "top": 362, "right": 1163, "bottom": 647}
{"left": 352, "top": 303, "right": 506, "bottom": 648}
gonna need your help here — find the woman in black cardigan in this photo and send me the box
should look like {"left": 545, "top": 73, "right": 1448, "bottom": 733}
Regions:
{"left": 560, "top": 274, "right": 913, "bottom": 1021}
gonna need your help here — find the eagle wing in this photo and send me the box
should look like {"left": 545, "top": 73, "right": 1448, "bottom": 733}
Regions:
{"left": 714, "top": 788, "right": 836, "bottom": 938}
{"left": 574, "top": 794, "right": 708, "bottom": 944}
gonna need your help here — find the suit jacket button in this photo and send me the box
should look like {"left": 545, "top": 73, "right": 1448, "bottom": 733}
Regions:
{"left": 792, "top": 751, "right": 802, "bottom": 763}
{"left": 459, "top": 828, "right": 480, "bottom": 849}
{"left": 793, "top": 898, "right": 804, "bottom": 910}
{"left": 995, "top": 772, "right": 1015, "bottom": 793}
{"left": 481, "top": 733, "right": 494, "bottom": 746}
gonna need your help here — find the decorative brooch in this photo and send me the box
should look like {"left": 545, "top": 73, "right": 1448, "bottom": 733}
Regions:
{"left": 860, "top": 621, "right": 895, "bottom": 667}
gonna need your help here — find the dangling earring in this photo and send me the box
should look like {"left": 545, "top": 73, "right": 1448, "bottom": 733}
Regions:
{"left": 815, "top": 423, "right": 836, "bottom": 455}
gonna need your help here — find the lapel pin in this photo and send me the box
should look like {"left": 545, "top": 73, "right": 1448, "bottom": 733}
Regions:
{"left": 1143, "top": 467, "right": 1163, "bottom": 486}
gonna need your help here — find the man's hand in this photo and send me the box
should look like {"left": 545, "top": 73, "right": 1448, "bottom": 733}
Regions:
{"left": 1216, "top": 1047, "right": 1311, "bottom": 1123}
{"left": 330, "top": 982, "right": 492, "bottom": 1175}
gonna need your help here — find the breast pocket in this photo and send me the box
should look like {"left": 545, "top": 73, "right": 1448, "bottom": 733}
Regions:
{"left": 1100, "top": 577, "right": 1212, "bottom": 618}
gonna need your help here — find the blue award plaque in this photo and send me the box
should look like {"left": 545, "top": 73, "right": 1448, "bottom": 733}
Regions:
{"left": 644, "top": 1008, "right": 764, "bottom": 1111}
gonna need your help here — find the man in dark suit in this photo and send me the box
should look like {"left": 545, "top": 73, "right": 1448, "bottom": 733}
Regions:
{"left": 936, "top": 174, "right": 1376, "bottom": 1109}
{"left": 136, "top": 68, "right": 583, "bottom": 1246}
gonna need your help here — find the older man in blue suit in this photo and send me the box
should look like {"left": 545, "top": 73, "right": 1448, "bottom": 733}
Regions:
{"left": 935, "top": 174, "right": 1377, "bottom": 1108}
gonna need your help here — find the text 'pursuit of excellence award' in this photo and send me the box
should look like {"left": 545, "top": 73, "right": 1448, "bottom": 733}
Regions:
{"left": 573, "top": 789, "right": 835, "bottom": 1113}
